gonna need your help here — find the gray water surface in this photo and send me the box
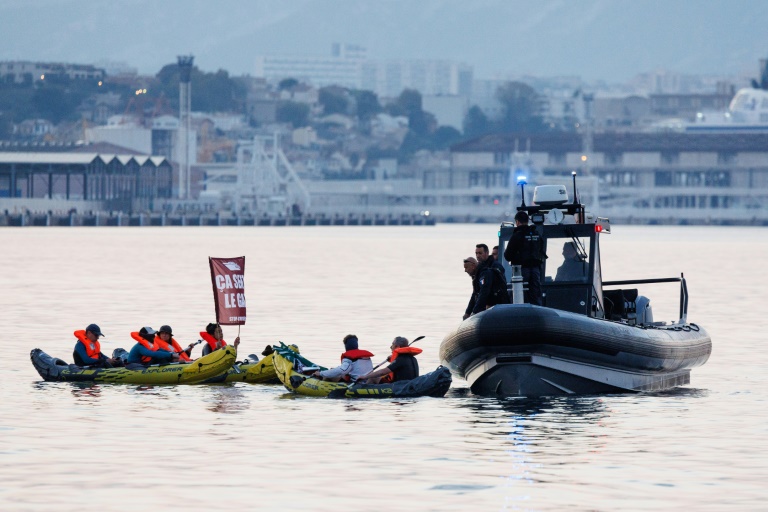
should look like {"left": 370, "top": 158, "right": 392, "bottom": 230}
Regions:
{"left": 1, "top": 225, "right": 765, "bottom": 511}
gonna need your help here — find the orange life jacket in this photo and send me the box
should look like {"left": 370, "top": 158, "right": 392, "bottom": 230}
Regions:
{"left": 131, "top": 331, "right": 162, "bottom": 364}
{"left": 340, "top": 349, "right": 374, "bottom": 362}
{"left": 156, "top": 337, "right": 192, "bottom": 363}
{"left": 200, "top": 332, "right": 227, "bottom": 352}
{"left": 74, "top": 330, "right": 101, "bottom": 360}
{"left": 389, "top": 346, "right": 422, "bottom": 362}
{"left": 382, "top": 346, "right": 422, "bottom": 382}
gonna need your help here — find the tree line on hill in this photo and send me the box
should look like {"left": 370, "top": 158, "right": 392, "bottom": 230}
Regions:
{"left": 0, "top": 62, "right": 559, "bottom": 160}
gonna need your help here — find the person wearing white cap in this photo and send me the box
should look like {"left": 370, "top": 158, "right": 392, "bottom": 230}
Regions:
{"left": 127, "top": 326, "right": 179, "bottom": 365}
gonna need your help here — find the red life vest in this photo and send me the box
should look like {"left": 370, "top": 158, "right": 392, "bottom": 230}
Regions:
{"left": 340, "top": 349, "right": 374, "bottom": 362}
{"left": 200, "top": 332, "right": 227, "bottom": 353}
{"left": 156, "top": 337, "right": 191, "bottom": 363}
{"left": 389, "top": 346, "right": 422, "bottom": 362}
{"left": 74, "top": 330, "right": 101, "bottom": 360}
{"left": 131, "top": 331, "right": 161, "bottom": 364}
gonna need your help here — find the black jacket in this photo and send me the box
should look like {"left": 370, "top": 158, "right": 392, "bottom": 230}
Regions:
{"left": 504, "top": 225, "right": 546, "bottom": 267}
{"left": 470, "top": 256, "right": 510, "bottom": 315}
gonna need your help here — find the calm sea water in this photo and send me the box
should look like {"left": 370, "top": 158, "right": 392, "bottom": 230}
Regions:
{"left": 1, "top": 225, "right": 766, "bottom": 511}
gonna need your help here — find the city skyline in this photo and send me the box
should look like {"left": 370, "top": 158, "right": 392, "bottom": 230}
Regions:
{"left": 1, "top": 0, "right": 767, "bottom": 84}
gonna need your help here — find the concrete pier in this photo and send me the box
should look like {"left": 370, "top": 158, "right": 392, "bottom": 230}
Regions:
{"left": 0, "top": 211, "right": 438, "bottom": 227}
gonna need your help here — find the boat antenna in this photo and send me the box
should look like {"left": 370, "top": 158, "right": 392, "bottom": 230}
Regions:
{"left": 571, "top": 170, "right": 584, "bottom": 224}
{"left": 517, "top": 175, "right": 527, "bottom": 208}
{"left": 571, "top": 171, "right": 578, "bottom": 205}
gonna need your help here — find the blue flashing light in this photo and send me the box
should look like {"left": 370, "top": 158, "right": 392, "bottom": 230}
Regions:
{"left": 517, "top": 175, "right": 527, "bottom": 184}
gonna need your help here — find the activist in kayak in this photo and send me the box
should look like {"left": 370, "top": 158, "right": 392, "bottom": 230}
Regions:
{"left": 128, "top": 326, "right": 182, "bottom": 364}
{"left": 72, "top": 323, "right": 123, "bottom": 368}
{"left": 200, "top": 322, "right": 241, "bottom": 355}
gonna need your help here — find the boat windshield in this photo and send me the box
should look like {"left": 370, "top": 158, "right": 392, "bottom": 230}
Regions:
{"left": 545, "top": 236, "right": 591, "bottom": 283}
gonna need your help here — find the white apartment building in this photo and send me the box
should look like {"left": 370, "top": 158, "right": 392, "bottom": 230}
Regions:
{"left": 254, "top": 44, "right": 473, "bottom": 99}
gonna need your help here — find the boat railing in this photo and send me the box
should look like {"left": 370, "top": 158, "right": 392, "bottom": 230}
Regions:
{"left": 602, "top": 274, "right": 688, "bottom": 324}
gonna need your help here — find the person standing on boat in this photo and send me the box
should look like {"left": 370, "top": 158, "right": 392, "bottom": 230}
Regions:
{"left": 311, "top": 334, "right": 373, "bottom": 382}
{"left": 200, "top": 323, "right": 241, "bottom": 356}
{"left": 73, "top": 323, "right": 121, "bottom": 368}
{"left": 504, "top": 211, "right": 546, "bottom": 306}
{"left": 470, "top": 243, "right": 510, "bottom": 316}
{"left": 154, "top": 325, "right": 194, "bottom": 362}
{"left": 356, "top": 336, "right": 421, "bottom": 384}
{"left": 128, "top": 326, "right": 179, "bottom": 364}
{"left": 463, "top": 257, "right": 480, "bottom": 320}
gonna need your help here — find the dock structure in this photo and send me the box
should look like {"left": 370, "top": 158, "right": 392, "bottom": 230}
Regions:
{"left": 0, "top": 211, "right": 435, "bottom": 227}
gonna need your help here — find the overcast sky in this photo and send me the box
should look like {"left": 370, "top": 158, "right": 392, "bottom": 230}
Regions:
{"left": 1, "top": 0, "right": 766, "bottom": 83}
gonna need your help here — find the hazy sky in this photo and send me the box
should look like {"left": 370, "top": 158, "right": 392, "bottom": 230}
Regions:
{"left": 1, "top": 0, "right": 767, "bottom": 83}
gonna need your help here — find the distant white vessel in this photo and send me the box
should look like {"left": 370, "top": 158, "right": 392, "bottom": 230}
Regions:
{"left": 653, "top": 87, "right": 768, "bottom": 133}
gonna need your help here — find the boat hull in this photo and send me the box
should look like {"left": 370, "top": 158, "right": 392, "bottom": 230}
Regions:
{"left": 440, "top": 304, "right": 711, "bottom": 397}
{"left": 30, "top": 347, "right": 236, "bottom": 385}
{"left": 201, "top": 351, "right": 281, "bottom": 384}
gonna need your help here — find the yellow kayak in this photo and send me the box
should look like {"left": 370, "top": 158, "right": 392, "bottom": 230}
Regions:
{"left": 31, "top": 346, "right": 236, "bottom": 385}
{"left": 203, "top": 346, "right": 300, "bottom": 384}
{"left": 272, "top": 343, "right": 452, "bottom": 398}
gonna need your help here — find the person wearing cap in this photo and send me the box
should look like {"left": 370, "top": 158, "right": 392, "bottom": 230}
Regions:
{"left": 72, "top": 323, "right": 121, "bottom": 368}
{"left": 311, "top": 334, "right": 374, "bottom": 382}
{"left": 127, "top": 326, "right": 178, "bottom": 365}
{"left": 504, "top": 210, "right": 547, "bottom": 305}
{"left": 200, "top": 322, "right": 240, "bottom": 356}
{"left": 462, "top": 257, "right": 480, "bottom": 320}
{"left": 154, "top": 325, "right": 194, "bottom": 363}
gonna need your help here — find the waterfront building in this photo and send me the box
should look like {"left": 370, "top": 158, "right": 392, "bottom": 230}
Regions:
{"left": 0, "top": 152, "right": 173, "bottom": 213}
{"left": 0, "top": 61, "right": 105, "bottom": 84}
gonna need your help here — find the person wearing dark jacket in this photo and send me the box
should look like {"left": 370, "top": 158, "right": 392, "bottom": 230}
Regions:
{"left": 503, "top": 211, "right": 546, "bottom": 305}
{"left": 463, "top": 256, "right": 480, "bottom": 320}
{"left": 357, "top": 336, "right": 421, "bottom": 384}
{"left": 469, "top": 244, "right": 510, "bottom": 316}
{"left": 73, "top": 323, "right": 121, "bottom": 368}
{"left": 127, "top": 326, "right": 178, "bottom": 365}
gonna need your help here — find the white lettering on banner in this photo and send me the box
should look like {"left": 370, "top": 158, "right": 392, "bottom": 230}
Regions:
{"left": 215, "top": 274, "right": 245, "bottom": 292}
{"left": 237, "top": 293, "right": 246, "bottom": 307}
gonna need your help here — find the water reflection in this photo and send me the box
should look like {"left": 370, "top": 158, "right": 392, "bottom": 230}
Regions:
{"left": 69, "top": 382, "right": 102, "bottom": 401}
{"left": 206, "top": 385, "right": 247, "bottom": 414}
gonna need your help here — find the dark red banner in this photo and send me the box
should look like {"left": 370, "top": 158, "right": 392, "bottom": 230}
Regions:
{"left": 209, "top": 256, "right": 246, "bottom": 325}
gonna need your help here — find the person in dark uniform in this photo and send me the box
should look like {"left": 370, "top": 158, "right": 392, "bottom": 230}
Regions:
{"left": 503, "top": 211, "right": 547, "bottom": 305}
{"left": 357, "top": 336, "right": 420, "bottom": 383}
{"left": 463, "top": 256, "right": 480, "bottom": 320}
{"left": 470, "top": 244, "right": 510, "bottom": 316}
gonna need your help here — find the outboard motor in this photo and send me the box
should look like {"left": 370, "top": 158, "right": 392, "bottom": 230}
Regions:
{"left": 636, "top": 296, "right": 654, "bottom": 325}
{"left": 241, "top": 354, "right": 260, "bottom": 365}
{"left": 112, "top": 348, "right": 130, "bottom": 364}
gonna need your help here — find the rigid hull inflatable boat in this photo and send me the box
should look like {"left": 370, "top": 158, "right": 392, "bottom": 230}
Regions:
{"left": 439, "top": 179, "right": 712, "bottom": 397}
